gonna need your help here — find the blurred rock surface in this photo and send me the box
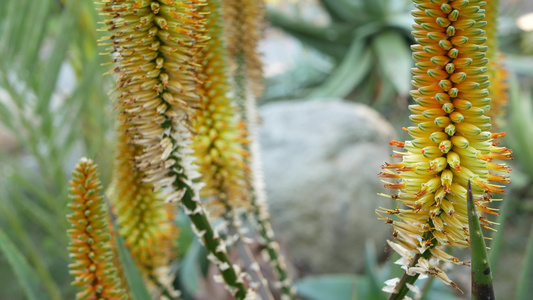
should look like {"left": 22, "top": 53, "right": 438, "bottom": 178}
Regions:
{"left": 258, "top": 99, "right": 396, "bottom": 274}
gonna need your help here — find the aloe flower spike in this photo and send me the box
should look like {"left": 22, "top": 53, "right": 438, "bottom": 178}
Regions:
{"left": 67, "top": 157, "right": 128, "bottom": 300}
{"left": 380, "top": 0, "right": 511, "bottom": 296}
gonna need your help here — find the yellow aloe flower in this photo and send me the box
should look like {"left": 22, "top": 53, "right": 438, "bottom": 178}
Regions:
{"left": 379, "top": 0, "right": 512, "bottom": 289}
{"left": 110, "top": 120, "right": 178, "bottom": 282}
{"left": 67, "top": 158, "right": 127, "bottom": 300}
{"left": 98, "top": 0, "right": 199, "bottom": 290}
{"left": 193, "top": 0, "right": 250, "bottom": 213}
{"left": 97, "top": 0, "right": 207, "bottom": 201}
{"left": 99, "top": 2, "right": 251, "bottom": 297}
{"left": 485, "top": 0, "right": 508, "bottom": 128}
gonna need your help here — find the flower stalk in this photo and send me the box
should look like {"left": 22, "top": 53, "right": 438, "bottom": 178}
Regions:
{"left": 98, "top": 0, "right": 250, "bottom": 297}
{"left": 388, "top": 251, "right": 429, "bottom": 300}
{"left": 379, "top": 0, "right": 512, "bottom": 295}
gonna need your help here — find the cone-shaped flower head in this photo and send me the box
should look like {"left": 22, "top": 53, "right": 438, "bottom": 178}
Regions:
{"left": 98, "top": 0, "right": 207, "bottom": 202}
{"left": 67, "top": 158, "right": 127, "bottom": 300}
{"left": 192, "top": 0, "right": 250, "bottom": 213}
{"left": 99, "top": 2, "right": 252, "bottom": 297}
{"left": 379, "top": 0, "right": 512, "bottom": 289}
{"left": 110, "top": 120, "right": 178, "bottom": 278}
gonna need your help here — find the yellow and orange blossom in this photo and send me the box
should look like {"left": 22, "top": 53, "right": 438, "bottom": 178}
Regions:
{"left": 97, "top": 0, "right": 207, "bottom": 202}
{"left": 67, "top": 158, "right": 127, "bottom": 300}
{"left": 379, "top": 0, "right": 512, "bottom": 290}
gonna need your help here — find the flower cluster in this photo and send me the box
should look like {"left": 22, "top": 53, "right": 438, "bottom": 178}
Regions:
{"left": 98, "top": 0, "right": 207, "bottom": 201}
{"left": 192, "top": 0, "right": 251, "bottom": 214}
{"left": 98, "top": 1, "right": 253, "bottom": 297}
{"left": 110, "top": 121, "right": 178, "bottom": 279}
{"left": 67, "top": 158, "right": 127, "bottom": 300}
{"left": 379, "top": 0, "right": 512, "bottom": 289}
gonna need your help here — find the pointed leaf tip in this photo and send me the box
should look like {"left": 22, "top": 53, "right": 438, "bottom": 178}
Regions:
{"left": 468, "top": 180, "right": 495, "bottom": 300}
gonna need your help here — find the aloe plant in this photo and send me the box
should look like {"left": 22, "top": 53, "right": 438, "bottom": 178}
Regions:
{"left": 1, "top": 0, "right": 533, "bottom": 299}
{"left": 379, "top": 0, "right": 512, "bottom": 298}
{"left": 267, "top": 0, "right": 414, "bottom": 104}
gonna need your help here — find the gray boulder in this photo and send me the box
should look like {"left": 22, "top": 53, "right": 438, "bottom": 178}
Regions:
{"left": 258, "top": 100, "right": 397, "bottom": 274}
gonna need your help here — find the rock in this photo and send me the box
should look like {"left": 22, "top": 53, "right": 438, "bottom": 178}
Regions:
{"left": 258, "top": 99, "right": 397, "bottom": 274}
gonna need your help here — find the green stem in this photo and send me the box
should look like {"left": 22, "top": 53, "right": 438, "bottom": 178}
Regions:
{"left": 251, "top": 197, "right": 295, "bottom": 299}
{"left": 225, "top": 211, "right": 273, "bottom": 300}
{"left": 179, "top": 189, "right": 248, "bottom": 299}
{"left": 388, "top": 251, "right": 430, "bottom": 300}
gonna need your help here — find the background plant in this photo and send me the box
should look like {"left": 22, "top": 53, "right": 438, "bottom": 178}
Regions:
{"left": 1, "top": 0, "right": 533, "bottom": 299}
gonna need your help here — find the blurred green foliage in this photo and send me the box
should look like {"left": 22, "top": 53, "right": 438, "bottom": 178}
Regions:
{"left": 1, "top": 0, "right": 533, "bottom": 299}
{"left": 0, "top": 0, "right": 111, "bottom": 298}
{"left": 267, "top": 0, "right": 414, "bottom": 111}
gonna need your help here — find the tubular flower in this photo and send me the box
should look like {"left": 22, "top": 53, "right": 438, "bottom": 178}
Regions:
{"left": 379, "top": 0, "right": 512, "bottom": 289}
{"left": 98, "top": 0, "right": 207, "bottom": 202}
{"left": 110, "top": 120, "right": 178, "bottom": 282}
{"left": 67, "top": 158, "right": 127, "bottom": 300}
{"left": 484, "top": 0, "right": 508, "bottom": 128}
{"left": 193, "top": 0, "right": 250, "bottom": 214}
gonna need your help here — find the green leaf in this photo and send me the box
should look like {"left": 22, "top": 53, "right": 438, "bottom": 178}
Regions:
{"left": 115, "top": 235, "right": 152, "bottom": 300}
{"left": 362, "top": 0, "right": 389, "bottom": 19}
{"left": 309, "top": 39, "right": 372, "bottom": 99}
{"left": 37, "top": 0, "right": 82, "bottom": 135}
{"left": 175, "top": 210, "right": 194, "bottom": 258}
{"left": 319, "top": 0, "right": 368, "bottom": 24}
{"left": 467, "top": 181, "right": 495, "bottom": 300}
{"left": 364, "top": 241, "right": 386, "bottom": 300}
{"left": 372, "top": 30, "right": 412, "bottom": 96}
{"left": 266, "top": 9, "right": 352, "bottom": 60}
{"left": 507, "top": 75, "right": 533, "bottom": 180}
{"left": 295, "top": 274, "right": 356, "bottom": 300}
{"left": 0, "top": 228, "right": 46, "bottom": 300}
{"left": 516, "top": 224, "right": 533, "bottom": 300}
{"left": 179, "top": 239, "right": 205, "bottom": 296}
